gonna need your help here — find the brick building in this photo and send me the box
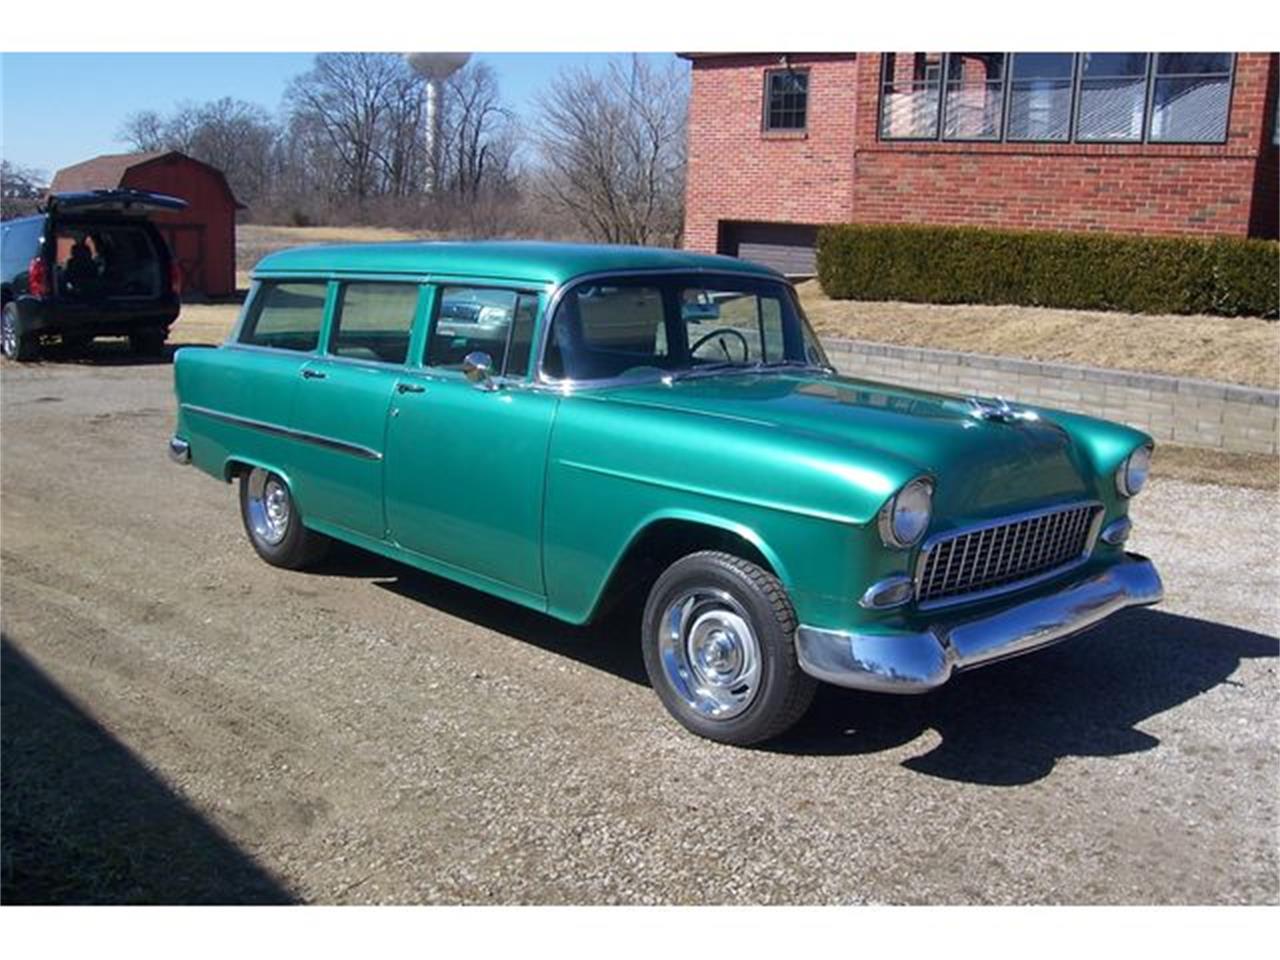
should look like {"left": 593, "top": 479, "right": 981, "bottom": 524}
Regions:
{"left": 681, "top": 53, "right": 1279, "bottom": 275}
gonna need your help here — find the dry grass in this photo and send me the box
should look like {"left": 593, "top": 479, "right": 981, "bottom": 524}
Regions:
{"left": 234, "top": 224, "right": 429, "bottom": 288}
{"left": 797, "top": 281, "right": 1279, "bottom": 389}
{"left": 1151, "top": 444, "right": 1279, "bottom": 491}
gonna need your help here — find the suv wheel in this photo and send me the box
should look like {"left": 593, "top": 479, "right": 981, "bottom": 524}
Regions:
{"left": 239, "top": 467, "right": 329, "bottom": 570}
{"left": 129, "top": 326, "right": 167, "bottom": 357}
{"left": 2, "top": 303, "right": 38, "bottom": 361}
{"left": 641, "top": 550, "right": 817, "bottom": 746}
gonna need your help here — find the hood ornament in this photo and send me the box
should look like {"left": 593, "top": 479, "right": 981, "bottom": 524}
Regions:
{"left": 966, "top": 395, "right": 1039, "bottom": 424}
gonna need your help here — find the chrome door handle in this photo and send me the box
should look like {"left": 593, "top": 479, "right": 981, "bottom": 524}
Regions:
{"left": 396, "top": 382, "right": 426, "bottom": 394}
{"left": 302, "top": 369, "right": 327, "bottom": 380}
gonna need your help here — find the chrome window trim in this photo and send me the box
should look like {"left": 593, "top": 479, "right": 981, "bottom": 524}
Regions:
{"left": 180, "top": 403, "right": 382, "bottom": 461}
{"left": 912, "top": 499, "right": 1104, "bottom": 611}
{"left": 532, "top": 267, "right": 812, "bottom": 391}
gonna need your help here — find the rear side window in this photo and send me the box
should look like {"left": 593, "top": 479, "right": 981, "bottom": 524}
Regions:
{"left": 239, "top": 281, "right": 327, "bottom": 352}
{"left": 427, "top": 286, "right": 540, "bottom": 378}
{"left": 329, "top": 282, "right": 420, "bottom": 365}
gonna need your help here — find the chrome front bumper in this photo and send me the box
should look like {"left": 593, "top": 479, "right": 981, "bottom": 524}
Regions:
{"left": 795, "top": 553, "right": 1163, "bottom": 693}
{"left": 168, "top": 435, "right": 191, "bottom": 465}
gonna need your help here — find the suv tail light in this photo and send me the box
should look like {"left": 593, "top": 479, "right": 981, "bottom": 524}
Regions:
{"left": 169, "top": 261, "right": 182, "bottom": 296}
{"left": 28, "top": 257, "right": 49, "bottom": 298}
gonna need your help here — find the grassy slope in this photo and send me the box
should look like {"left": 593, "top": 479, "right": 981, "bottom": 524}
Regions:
{"left": 797, "top": 281, "right": 1279, "bottom": 390}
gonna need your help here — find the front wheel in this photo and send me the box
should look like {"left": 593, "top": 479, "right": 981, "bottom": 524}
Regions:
{"left": 238, "top": 468, "right": 329, "bottom": 569}
{"left": 641, "top": 551, "right": 817, "bottom": 746}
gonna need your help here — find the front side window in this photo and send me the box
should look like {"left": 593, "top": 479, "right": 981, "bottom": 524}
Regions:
{"left": 542, "top": 274, "right": 828, "bottom": 383}
{"left": 1148, "top": 53, "right": 1233, "bottom": 142}
{"left": 764, "top": 69, "right": 808, "bottom": 131}
{"left": 427, "top": 286, "right": 539, "bottom": 378}
{"left": 239, "top": 281, "right": 327, "bottom": 352}
{"left": 329, "top": 282, "right": 420, "bottom": 364}
{"left": 1007, "top": 53, "right": 1075, "bottom": 141}
{"left": 942, "top": 53, "right": 1006, "bottom": 140}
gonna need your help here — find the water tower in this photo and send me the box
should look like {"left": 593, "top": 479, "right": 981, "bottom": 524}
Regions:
{"left": 406, "top": 52, "right": 471, "bottom": 195}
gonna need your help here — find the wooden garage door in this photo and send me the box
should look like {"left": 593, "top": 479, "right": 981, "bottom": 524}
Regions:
{"left": 719, "top": 222, "right": 819, "bottom": 276}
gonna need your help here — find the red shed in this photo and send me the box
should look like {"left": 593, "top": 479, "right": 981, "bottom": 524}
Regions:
{"left": 50, "top": 150, "right": 244, "bottom": 297}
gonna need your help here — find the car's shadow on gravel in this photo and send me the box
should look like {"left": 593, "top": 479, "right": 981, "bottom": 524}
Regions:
{"left": 768, "top": 608, "right": 1278, "bottom": 784}
{"left": 323, "top": 548, "right": 1276, "bottom": 786}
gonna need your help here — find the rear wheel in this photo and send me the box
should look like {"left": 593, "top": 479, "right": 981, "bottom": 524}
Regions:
{"left": 2, "top": 303, "right": 38, "bottom": 361}
{"left": 129, "top": 326, "right": 167, "bottom": 357}
{"left": 641, "top": 550, "right": 817, "bottom": 746}
{"left": 238, "top": 468, "right": 329, "bottom": 570}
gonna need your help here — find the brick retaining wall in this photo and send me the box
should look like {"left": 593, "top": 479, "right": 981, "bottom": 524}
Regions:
{"left": 822, "top": 338, "right": 1279, "bottom": 455}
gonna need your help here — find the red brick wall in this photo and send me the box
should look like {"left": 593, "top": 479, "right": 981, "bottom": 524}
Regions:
{"left": 684, "top": 54, "right": 860, "bottom": 253}
{"left": 683, "top": 52, "right": 1279, "bottom": 248}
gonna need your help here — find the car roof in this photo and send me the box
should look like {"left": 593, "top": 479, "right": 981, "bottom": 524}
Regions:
{"left": 251, "top": 240, "right": 785, "bottom": 287}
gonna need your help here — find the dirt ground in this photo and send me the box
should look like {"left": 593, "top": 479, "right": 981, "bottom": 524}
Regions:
{"left": 1, "top": 350, "right": 1276, "bottom": 904}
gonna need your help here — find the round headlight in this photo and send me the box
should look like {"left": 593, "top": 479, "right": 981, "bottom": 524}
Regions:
{"left": 1116, "top": 445, "right": 1153, "bottom": 497}
{"left": 879, "top": 478, "right": 933, "bottom": 549}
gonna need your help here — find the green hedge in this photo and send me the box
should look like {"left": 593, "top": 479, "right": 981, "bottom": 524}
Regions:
{"left": 815, "top": 224, "right": 1279, "bottom": 319}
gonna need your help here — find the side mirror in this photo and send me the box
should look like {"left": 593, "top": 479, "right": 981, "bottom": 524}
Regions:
{"left": 462, "top": 350, "right": 497, "bottom": 391}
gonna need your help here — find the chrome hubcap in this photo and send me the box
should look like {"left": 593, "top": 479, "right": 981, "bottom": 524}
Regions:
{"left": 2, "top": 311, "right": 15, "bottom": 357}
{"left": 246, "top": 468, "right": 290, "bottom": 546}
{"left": 658, "top": 588, "right": 761, "bottom": 719}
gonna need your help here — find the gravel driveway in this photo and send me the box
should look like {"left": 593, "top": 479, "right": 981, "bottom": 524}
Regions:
{"left": 2, "top": 350, "right": 1276, "bottom": 904}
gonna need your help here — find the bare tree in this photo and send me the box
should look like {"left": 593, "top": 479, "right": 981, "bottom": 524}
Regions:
{"left": 439, "top": 61, "right": 518, "bottom": 199}
{"left": 1, "top": 160, "right": 47, "bottom": 219}
{"left": 532, "top": 56, "right": 688, "bottom": 246}
{"left": 284, "top": 53, "right": 409, "bottom": 201}
{"left": 116, "top": 98, "right": 278, "bottom": 205}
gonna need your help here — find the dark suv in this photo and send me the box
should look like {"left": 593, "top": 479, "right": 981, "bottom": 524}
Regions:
{"left": 1, "top": 189, "right": 187, "bottom": 361}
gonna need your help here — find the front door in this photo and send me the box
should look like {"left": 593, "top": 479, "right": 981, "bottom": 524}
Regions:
{"left": 384, "top": 285, "right": 554, "bottom": 601}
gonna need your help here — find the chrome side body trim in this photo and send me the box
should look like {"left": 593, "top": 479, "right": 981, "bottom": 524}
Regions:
{"left": 912, "top": 499, "right": 1104, "bottom": 611}
{"left": 168, "top": 435, "right": 191, "bottom": 464}
{"left": 180, "top": 403, "right": 383, "bottom": 461}
{"left": 796, "top": 553, "right": 1163, "bottom": 693}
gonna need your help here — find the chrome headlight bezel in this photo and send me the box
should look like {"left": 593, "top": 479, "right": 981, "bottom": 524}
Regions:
{"left": 1115, "top": 444, "right": 1153, "bottom": 498}
{"left": 878, "top": 477, "right": 934, "bottom": 549}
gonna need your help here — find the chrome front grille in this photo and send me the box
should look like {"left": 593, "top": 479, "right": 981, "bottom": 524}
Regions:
{"left": 915, "top": 503, "right": 1101, "bottom": 607}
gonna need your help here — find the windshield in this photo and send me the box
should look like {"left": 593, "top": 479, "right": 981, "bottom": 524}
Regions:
{"left": 542, "top": 274, "right": 829, "bottom": 382}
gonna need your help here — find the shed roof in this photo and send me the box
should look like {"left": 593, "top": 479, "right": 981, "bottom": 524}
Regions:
{"left": 50, "top": 150, "right": 245, "bottom": 209}
{"left": 253, "top": 241, "right": 783, "bottom": 286}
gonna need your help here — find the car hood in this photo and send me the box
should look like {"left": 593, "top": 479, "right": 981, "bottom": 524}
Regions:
{"left": 591, "top": 370, "right": 1093, "bottom": 517}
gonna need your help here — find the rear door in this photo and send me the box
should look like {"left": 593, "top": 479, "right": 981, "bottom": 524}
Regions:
{"left": 290, "top": 279, "right": 425, "bottom": 541}
{"left": 180, "top": 279, "right": 328, "bottom": 479}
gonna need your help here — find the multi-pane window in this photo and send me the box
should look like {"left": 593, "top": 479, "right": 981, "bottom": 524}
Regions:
{"left": 1007, "top": 53, "right": 1075, "bottom": 141}
{"left": 879, "top": 52, "right": 1234, "bottom": 145}
{"left": 239, "top": 281, "right": 327, "bottom": 352}
{"left": 942, "top": 53, "right": 1006, "bottom": 140}
{"left": 1148, "top": 54, "right": 1233, "bottom": 142}
{"left": 1076, "top": 53, "right": 1150, "bottom": 141}
{"left": 764, "top": 69, "right": 808, "bottom": 131}
{"left": 879, "top": 52, "right": 943, "bottom": 138}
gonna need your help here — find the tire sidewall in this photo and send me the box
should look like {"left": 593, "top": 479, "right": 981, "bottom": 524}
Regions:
{"left": 641, "top": 553, "right": 805, "bottom": 745}
{"left": 238, "top": 470, "right": 315, "bottom": 568}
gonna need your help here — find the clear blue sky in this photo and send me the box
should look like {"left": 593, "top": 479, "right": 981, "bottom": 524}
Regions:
{"left": 0, "top": 52, "right": 683, "bottom": 180}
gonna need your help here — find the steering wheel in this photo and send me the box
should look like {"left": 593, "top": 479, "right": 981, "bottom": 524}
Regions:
{"left": 690, "top": 327, "right": 751, "bottom": 363}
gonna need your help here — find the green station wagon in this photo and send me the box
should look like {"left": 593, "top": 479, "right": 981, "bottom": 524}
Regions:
{"left": 170, "top": 242, "right": 1163, "bottom": 745}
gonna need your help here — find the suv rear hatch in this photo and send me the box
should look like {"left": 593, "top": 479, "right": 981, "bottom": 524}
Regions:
{"left": 45, "top": 188, "right": 187, "bottom": 216}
